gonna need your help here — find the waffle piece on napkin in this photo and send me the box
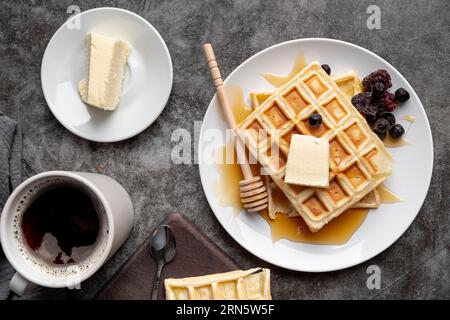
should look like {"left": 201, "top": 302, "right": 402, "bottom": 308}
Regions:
{"left": 165, "top": 268, "right": 271, "bottom": 300}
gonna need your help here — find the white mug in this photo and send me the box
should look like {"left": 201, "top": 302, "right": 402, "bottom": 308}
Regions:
{"left": 0, "top": 171, "right": 134, "bottom": 296}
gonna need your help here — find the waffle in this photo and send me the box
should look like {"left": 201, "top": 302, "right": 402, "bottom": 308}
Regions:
{"left": 265, "top": 176, "right": 297, "bottom": 219}
{"left": 236, "top": 62, "right": 392, "bottom": 232}
{"left": 252, "top": 71, "right": 378, "bottom": 219}
{"left": 249, "top": 91, "right": 275, "bottom": 109}
{"left": 164, "top": 268, "right": 271, "bottom": 300}
{"left": 248, "top": 71, "right": 362, "bottom": 110}
{"left": 352, "top": 188, "right": 380, "bottom": 208}
{"left": 332, "top": 71, "right": 364, "bottom": 100}
{"left": 264, "top": 175, "right": 380, "bottom": 219}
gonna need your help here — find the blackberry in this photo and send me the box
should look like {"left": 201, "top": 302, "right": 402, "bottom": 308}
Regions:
{"left": 373, "top": 118, "right": 391, "bottom": 134}
{"left": 362, "top": 70, "right": 392, "bottom": 92}
{"left": 308, "top": 113, "right": 322, "bottom": 128}
{"left": 321, "top": 64, "right": 331, "bottom": 75}
{"left": 395, "top": 88, "right": 410, "bottom": 103}
{"left": 389, "top": 124, "right": 405, "bottom": 139}
{"left": 377, "top": 112, "right": 396, "bottom": 127}
{"left": 376, "top": 92, "right": 397, "bottom": 112}
{"left": 351, "top": 92, "right": 377, "bottom": 117}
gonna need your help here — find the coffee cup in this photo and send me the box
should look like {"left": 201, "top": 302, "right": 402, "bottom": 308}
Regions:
{"left": 0, "top": 171, "right": 134, "bottom": 295}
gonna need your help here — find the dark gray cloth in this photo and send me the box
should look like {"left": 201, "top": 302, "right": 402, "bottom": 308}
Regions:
{"left": 0, "top": 113, "right": 22, "bottom": 210}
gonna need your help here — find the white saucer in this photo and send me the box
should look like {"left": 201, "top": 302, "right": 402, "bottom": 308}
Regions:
{"left": 199, "top": 38, "right": 433, "bottom": 272}
{"left": 41, "top": 7, "right": 173, "bottom": 142}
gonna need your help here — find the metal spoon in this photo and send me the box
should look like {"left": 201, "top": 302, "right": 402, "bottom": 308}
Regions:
{"left": 149, "top": 225, "right": 176, "bottom": 300}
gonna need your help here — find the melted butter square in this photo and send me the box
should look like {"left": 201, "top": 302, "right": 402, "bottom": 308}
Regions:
{"left": 284, "top": 135, "right": 330, "bottom": 188}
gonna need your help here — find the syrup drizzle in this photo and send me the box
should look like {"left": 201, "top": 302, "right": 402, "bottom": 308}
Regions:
{"left": 262, "top": 53, "right": 308, "bottom": 88}
{"left": 225, "top": 84, "right": 253, "bottom": 124}
{"left": 383, "top": 115, "right": 415, "bottom": 148}
{"left": 403, "top": 115, "right": 416, "bottom": 123}
{"left": 384, "top": 135, "right": 410, "bottom": 148}
{"left": 212, "top": 144, "right": 243, "bottom": 215}
{"left": 377, "top": 184, "right": 403, "bottom": 203}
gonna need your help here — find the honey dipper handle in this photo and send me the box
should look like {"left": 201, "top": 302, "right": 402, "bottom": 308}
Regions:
{"left": 203, "top": 43, "right": 253, "bottom": 179}
{"left": 203, "top": 43, "right": 237, "bottom": 129}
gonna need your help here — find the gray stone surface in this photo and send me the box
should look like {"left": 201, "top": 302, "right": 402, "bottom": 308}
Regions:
{"left": 0, "top": 0, "right": 449, "bottom": 300}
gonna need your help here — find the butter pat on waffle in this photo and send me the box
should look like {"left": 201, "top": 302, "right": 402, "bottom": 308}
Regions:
{"left": 165, "top": 268, "right": 271, "bottom": 300}
{"left": 237, "top": 62, "right": 392, "bottom": 232}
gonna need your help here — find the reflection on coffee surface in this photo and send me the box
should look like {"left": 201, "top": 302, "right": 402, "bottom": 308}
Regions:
{"left": 21, "top": 187, "right": 100, "bottom": 265}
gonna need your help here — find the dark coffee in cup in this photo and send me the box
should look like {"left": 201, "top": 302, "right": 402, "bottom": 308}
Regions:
{"left": 12, "top": 176, "right": 109, "bottom": 277}
{"left": 21, "top": 186, "right": 100, "bottom": 265}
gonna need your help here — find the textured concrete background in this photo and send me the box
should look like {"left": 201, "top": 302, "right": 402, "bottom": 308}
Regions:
{"left": 0, "top": 0, "right": 449, "bottom": 299}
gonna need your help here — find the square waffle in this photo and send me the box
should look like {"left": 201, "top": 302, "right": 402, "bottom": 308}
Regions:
{"left": 164, "top": 268, "right": 271, "bottom": 300}
{"left": 236, "top": 62, "right": 392, "bottom": 232}
{"left": 264, "top": 175, "right": 380, "bottom": 219}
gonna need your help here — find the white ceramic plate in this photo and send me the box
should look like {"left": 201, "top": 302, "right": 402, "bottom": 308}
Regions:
{"left": 41, "top": 7, "right": 173, "bottom": 142}
{"left": 199, "top": 38, "right": 433, "bottom": 272}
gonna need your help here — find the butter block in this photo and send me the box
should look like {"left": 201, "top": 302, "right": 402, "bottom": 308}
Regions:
{"left": 284, "top": 135, "right": 329, "bottom": 188}
{"left": 79, "top": 32, "right": 130, "bottom": 110}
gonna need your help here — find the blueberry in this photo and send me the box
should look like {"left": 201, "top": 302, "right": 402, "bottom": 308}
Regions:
{"left": 321, "top": 64, "right": 331, "bottom": 75}
{"left": 366, "top": 114, "right": 378, "bottom": 126}
{"left": 373, "top": 118, "right": 390, "bottom": 133}
{"left": 308, "top": 113, "right": 322, "bottom": 128}
{"left": 395, "top": 88, "right": 410, "bottom": 103}
{"left": 377, "top": 112, "right": 396, "bottom": 127}
{"left": 371, "top": 82, "right": 386, "bottom": 98}
{"left": 389, "top": 124, "right": 405, "bottom": 139}
{"left": 375, "top": 131, "right": 386, "bottom": 141}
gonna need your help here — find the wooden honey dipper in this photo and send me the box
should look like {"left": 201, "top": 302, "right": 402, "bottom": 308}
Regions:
{"left": 203, "top": 43, "right": 268, "bottom": 212}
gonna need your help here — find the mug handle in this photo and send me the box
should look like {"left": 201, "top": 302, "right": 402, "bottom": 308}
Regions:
{"left": 9, "top": 272, "right": 35, "bottom": 296}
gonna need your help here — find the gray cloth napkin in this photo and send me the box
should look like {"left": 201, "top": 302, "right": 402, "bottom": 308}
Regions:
{"left": 0, "top": 112, "right": 22, "bottom": 210}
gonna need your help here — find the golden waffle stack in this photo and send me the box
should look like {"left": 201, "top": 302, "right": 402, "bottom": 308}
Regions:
{"left": 236, "top": 62, "right": 392, "bottom": 232}
{"left": 250, "top": 70, "right": 379, "bottom": 219}
{"left": 164, "top": 268, "right": 271, "bottom": 300}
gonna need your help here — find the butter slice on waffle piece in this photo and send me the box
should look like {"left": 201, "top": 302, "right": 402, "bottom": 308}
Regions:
{"left": 164, "top": 268, "right": 271, "bottom": 300}
{"left": 237, "top": 62, "right": 392, "bottom": 231}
